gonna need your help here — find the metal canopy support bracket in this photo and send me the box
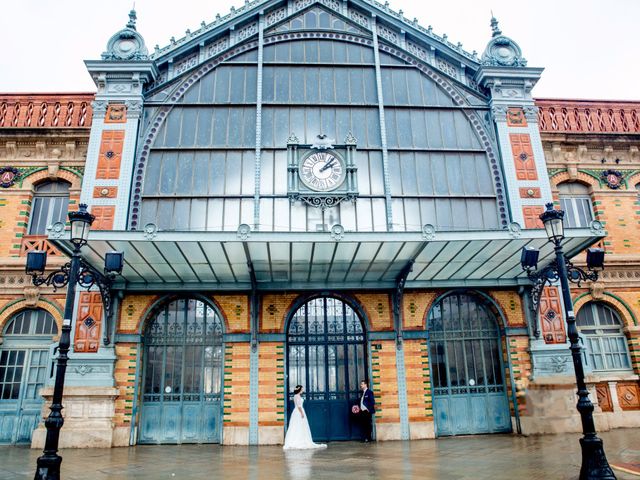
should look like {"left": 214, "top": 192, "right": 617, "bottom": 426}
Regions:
{"left": 393, "top": 259, "right": 414, "bottom": 348}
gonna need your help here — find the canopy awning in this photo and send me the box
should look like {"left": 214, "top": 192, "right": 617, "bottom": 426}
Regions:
{"left": 50, "top": 227, "right": 604, "bottom": 291}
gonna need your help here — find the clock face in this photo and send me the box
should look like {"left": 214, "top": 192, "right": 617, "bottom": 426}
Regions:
{"left": 299, "top": 152, "right": 346, "bottom": 192}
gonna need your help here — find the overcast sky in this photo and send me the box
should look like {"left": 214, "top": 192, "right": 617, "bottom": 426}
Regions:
{"left": 1, "top": 0, "right": 637, "bottom": 100}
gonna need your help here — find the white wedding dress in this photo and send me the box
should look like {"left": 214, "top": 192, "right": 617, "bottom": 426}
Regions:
{"left": 283, "top": 394, "right": 327, "bottom": 450}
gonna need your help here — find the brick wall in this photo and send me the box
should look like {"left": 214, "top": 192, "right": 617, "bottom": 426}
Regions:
{"left": 114, "top": 343, "right": 137, "bottom": 429}
{"left": 212, "top": 294, "right": 249, "bottom": 333}
{"left": 370, "top": 340, "right": 400, "bottom": 424}
{"left": 404, "top": 339, "right": 432, "bottom": 421}
{"left": 223, "top": 343, "right": 251, "bottom": 427}
{"left": 506, "top": 335, "right": 531, "bottom": 415}
{"left": 353, "top": 293, "right": 392, "bottom": 330}
{"left": 258, "top": 342, "right": 285, "bottom": 427}
{"left": 403, "top": 291, "right": 437, "bottom": 329}
{"left": 118, "top": 294, "right": 159, "bottom": 333}
{"left": 260, "top": 293, "right": 298, "bottom": 333}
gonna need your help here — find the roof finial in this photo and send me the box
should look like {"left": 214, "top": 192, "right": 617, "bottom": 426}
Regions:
{"left": 127, "top": 5, "right": 137, "bottom": 30}
{"left": 490, "top": 12, "right": 502, "bottom": 37}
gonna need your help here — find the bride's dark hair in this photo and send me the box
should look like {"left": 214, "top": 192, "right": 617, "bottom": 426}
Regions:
{"left": 293, "top": 385, "right": 303, "bottom": 395}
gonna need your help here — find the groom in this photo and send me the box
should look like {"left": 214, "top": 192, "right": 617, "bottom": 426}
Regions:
{"left": 358, "top": 380, "right": 375, "bottom": 442}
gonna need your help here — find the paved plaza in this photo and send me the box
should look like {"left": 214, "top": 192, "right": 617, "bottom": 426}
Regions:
{"left": 1, "top": 429, "right": 639, "bottom": 480}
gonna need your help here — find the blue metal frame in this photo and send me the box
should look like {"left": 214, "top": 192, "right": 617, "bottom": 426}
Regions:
{"left": 426, "top": 290, "right": 513, "bottom": 436}
{"left": 136, "top": 296, "right": 226, "bottom": 444}
{"left": 284, "top": 293, "right": 370, "bottom": 442}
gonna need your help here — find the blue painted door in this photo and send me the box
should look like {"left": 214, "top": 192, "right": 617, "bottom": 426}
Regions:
{"left": 428, "top": 293, "right": 512, "bottom": 436}
{"left": 0, "top": 310, "right": 57, "bottom": 444}
{"left": 139, "top": 299, "right": 223, "bottom": 444}
{"left": 287, "top": 297, "right": 367, "bottom": 442}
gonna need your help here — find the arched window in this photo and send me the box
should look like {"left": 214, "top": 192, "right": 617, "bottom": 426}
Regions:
{"left": 558, "top": 182, "right": 593, "bottom": 228}
{"left": 0, "top": 309, "right": 57, "bottom": 443}
{"left": 577, "top": 302, "right": 631, "bottom": 372}
{"left": 29, "top": 181, "right": 70, "bottom": 235}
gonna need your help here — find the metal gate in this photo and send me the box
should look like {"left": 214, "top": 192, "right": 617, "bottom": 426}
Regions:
{"left": 139, "top": 298, "right": 223, "bottom": 444}
{"left": 428, "top": 293, "right": 511, "bottom": 436}
{"left": 0, "top": 310, "right": 57, "bottom": 444}
{"left": 287, "top": 297, "right": 367, "bottom": 441}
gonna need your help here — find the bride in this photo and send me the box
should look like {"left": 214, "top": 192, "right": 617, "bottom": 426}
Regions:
{"left": 283, "top": 385, "right": 327, "bottom": 450}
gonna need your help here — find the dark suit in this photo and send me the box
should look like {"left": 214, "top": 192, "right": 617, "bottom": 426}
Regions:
{"left": 359, "top": 388, "right": 375, "bottom": 441}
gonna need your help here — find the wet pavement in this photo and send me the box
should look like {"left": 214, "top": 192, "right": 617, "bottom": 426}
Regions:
{"left": 1, "top": 429, "right": 639, "bottom": 479}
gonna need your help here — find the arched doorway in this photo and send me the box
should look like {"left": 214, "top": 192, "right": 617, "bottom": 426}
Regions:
{"left": 286, "top": 296, "right": 367, "bottom": 441}
{"left": 0, "top": 309, "right": 58, "bottom": 444}
{"left": 428, "top": 292, "right": 511, "bottom": 436}
{"left": 138, "top": 298, "right": 224, "bottom": 444}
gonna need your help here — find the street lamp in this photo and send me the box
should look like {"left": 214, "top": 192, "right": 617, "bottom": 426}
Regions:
{"left": 25, "top": 204, "right": 124, "bottom": 480}
{"left": 521, "top": 203, "right": 615, "bottom": 480}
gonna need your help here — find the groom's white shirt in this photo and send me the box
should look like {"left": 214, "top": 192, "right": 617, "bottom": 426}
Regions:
{"left": 360, "top": 389, "right": 368, "bottom": 412}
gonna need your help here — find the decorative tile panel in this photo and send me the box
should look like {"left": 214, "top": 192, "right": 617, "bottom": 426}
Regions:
{"left": 539, "top": 286, "right": 566, "bottom": 344}
{"left": 74, "top": 292, "right": 103, "bottom": 353}
{"left": 507, "top": 107, "right": 527, "bottom": 127}
{"left": 93, "top": 186, "right": 118, "bottom": 199}
{"left": 96, "top": 130, "right": 124, "bottom": 180}
{"left": 105, "top": 104, "right": 126, "bottom": 124}
{"left": 596, "top": 383, "right": 613, "bottom": 412}
{"left": 90, "top": 206, "right": 115, "bottom": 230}
{"left": 510, "top": 133, "right": 538, "bottom": 180}
{"left": 617, "top": 382, "right": 640, "bottom": 411}
{"left": 519, "top": 187, "right": 541, "bottom": 198}
{"left": 522, "top": 206, "right": 544, "bottom": 229}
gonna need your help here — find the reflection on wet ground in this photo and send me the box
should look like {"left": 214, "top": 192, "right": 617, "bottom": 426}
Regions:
{"left": 1, "top": 429, "right": 639, "bottom": 479}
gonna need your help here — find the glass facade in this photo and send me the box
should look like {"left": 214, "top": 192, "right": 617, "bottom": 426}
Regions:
{"left": 141, "top": 36, "right": 498, "bottom": 232}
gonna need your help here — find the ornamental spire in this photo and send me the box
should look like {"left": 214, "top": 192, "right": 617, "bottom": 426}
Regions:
{"left": 127, "top": 6, "right": 137, "bottom": 30}
{"left": 490, "top": 13, "right": 502, "bottom": 37}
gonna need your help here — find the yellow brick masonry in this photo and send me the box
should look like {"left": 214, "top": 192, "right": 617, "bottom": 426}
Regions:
{"left": 114, "top": 343, "right": 138, "bottom": 428}
{"left": 506, "top": 335, "right": 531, "bottom": 415}
{"left": 0, "top": 194, "right": 25, "bottom": 257}
{"left": 370, "top": 340, "right": 400, "bottom": 424}
{"left": 261, "top": 293, "right": 298, "bottom": 333}
{"left": 402, "top": 291, "right": 437, "bottom": 329}
{"left": 118, "top": 295, "right": 159, "bottom": 333}
{"left": 258, "top": 342, "right": 285, "bottom": 427}
{"left": 223, "top": 342, "right": 251, "bottom": 427}
{"left": 353, "top": 293, "right": 392, "bottom": 330}
{"left": 117, "top": 294, "right": 250, "bottom": 334}
{"left": 404, "top": 339, "right": 432, "bottom": 421}
{"left": 213, "top": 294, "right": 249, "bottom": 332}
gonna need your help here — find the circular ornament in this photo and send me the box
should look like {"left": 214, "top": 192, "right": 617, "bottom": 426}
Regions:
{"left": 299, "top": 151, "right": 346, "bottom": 192}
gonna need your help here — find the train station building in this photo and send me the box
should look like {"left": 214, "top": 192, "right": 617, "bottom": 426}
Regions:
{"left": 0, "top": 0, "right": 639, "bottom": 448}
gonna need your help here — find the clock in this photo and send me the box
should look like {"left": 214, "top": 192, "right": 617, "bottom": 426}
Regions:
{"left": 299, "top": 152, "right": 346, "bottom": 192}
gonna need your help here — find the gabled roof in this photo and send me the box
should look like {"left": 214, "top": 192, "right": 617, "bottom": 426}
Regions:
{"left": 140, "top": 0, "right": 487, "bottom": 96}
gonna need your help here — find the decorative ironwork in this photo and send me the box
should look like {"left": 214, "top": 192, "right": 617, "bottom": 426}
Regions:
{"left": 525, "top": 256, "right": 600, "bottom": 313}
{"left": 29, "top": 259, "right": 117, "bottom": 345}
{"left": 0, "top": 167, "right": 20, "bottom": 188}
{"left": 288, "top": 134, "right": 359, "bottom": 210}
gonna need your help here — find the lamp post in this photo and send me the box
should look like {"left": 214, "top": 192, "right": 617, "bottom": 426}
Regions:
{"left": 25, "top": 204, "right": 123, "bottom": 480}
{"left": 521, "top": 203, "right": 615, "bottom": 480}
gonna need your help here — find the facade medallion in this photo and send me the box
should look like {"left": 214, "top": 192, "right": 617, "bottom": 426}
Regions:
{"left": 0, "top": 166, "right": 20, "bottom": 188}
{"left": 601, "top": 169, "right": 623, "bottom": 189}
